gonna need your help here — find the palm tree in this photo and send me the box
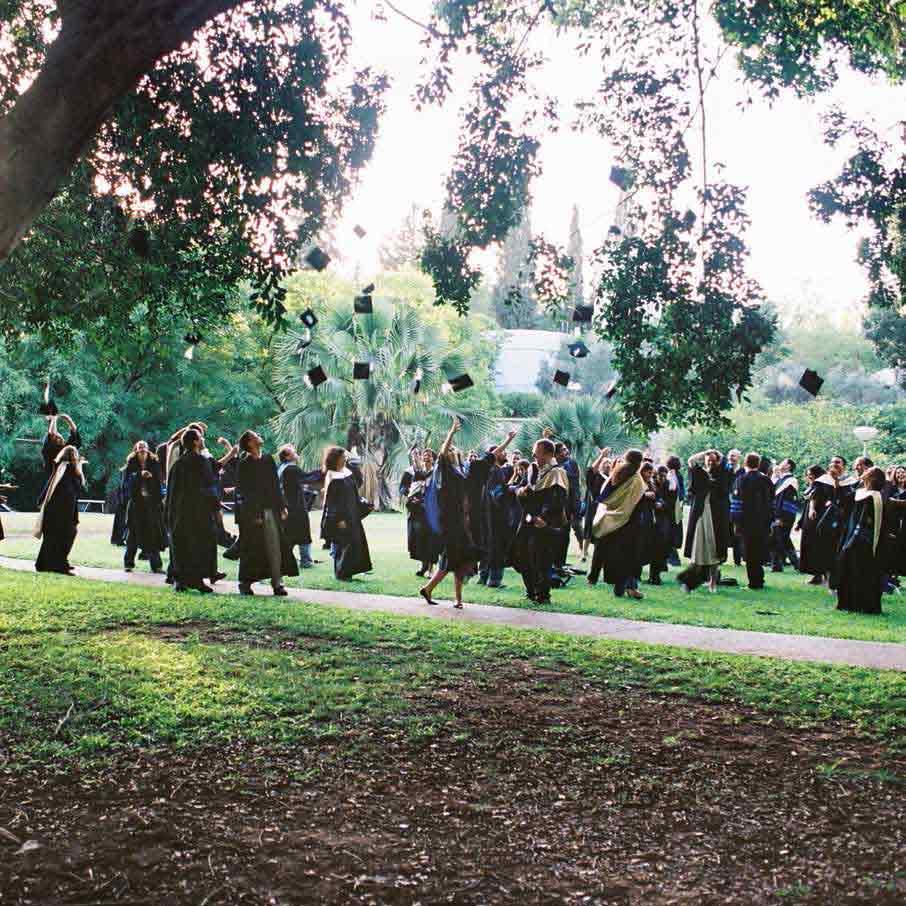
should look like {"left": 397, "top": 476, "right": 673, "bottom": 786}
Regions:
{"left": 515, "top": 395, "right": 642, "bottom": 469}
{"left": 272, "top": 301, "right": 497, "bottom": 509}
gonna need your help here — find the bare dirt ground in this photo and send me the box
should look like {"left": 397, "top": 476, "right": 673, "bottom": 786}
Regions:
{"left": 2, "top": 658, "right": 905, "bottom": 905}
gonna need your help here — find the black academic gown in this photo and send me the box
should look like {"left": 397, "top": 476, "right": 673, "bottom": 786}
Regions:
{"left": 165, "top": 451, "right": 220, "bottom": 585}
{"left": 430, "top": 457, "right": 481, "bottom": 575}
{"left": 482, "top": 461, "right": 514, "bottom": 571}
{"left": 321, "top": 473, "right": 373, "bottom": 579}
{"left": 279, "top": 462, "right": 321, "bottom": 547}
{"left": 465, "top": 453, "right": 494, "bottom": 557}
{"left": 810, "top": 476, "right": 858, "bottom": 584}
{"left": 35, "top": 466, "right": 83, "bottom": 573}
{"left": 236, "top": 454, "right": 299, "bottom": 585}
{"left": 511, "top": 468, "right": 567, "bottom": 601}
{"left": 583, "top": 468, "right": 606, "bottom": 541}
{"left": 836, "top": 494, "right": 883, "bottom": 615}
{"left": 684, "top": 462, "right": 732, "bottom": 562}
{"left": 404, "top": 469, "right": 442, "bottom": 566}
{"left": 123, "top": 458, "right": 166, "bottom": 557}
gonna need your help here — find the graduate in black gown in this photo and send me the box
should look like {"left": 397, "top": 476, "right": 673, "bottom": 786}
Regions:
{"left": 236, "top": 431, "right": 298, "bottom": 596}
{"left": 320, "top": 446, "right": 373, "bottom": 581}
{"left": 555, "top": 443, "right": 582, "bottom": 565}
{"left": 587, "top": 450, "right": 647, "bottom": 598}
{"left": 277, "top": 443, "right": 322, "bottom": 569}
{"left": 34, "top": 445, "right": 85, "bottom": 573}
{"left": 796, "top": 465, "right": 826, "bottom": 584}
{"left": 770, "top": 458, "right": 800, "bottom": 572}
{"left": 477, "top": 430, "right": 518, "bottom": 587}
{"left": 165, "top": 428, "right": 220, "bottom": 593}
{"left": 511, "top": 438, "right": 569, "bottom": 604}
{"left": 664, "top": 455, "right": 685, "bottom": 566}
{"left": 836, "top": 467, "right": 890, "bottom": 614}
{"left": 810, "top": 455, "right": 859, "bottom": 589}
{"left": 122, "top": 441, "right": 166, "bottom": 573}
{"left": 419, "top": 419, "right": 483, "bottom": 609}
{"left": 730, "top": 452, "right": 774, "bottom": 591}
{"left": 646, "top": 465, "right": 673, "bottom": 585}
{"left": 581, "top": 449, "right": 611, "bottom": 564}
{"left": 401, "top": 447, "right": 442, "bottom": 578}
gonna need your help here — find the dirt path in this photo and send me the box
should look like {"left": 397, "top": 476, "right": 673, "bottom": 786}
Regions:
{"left": 2, "top": 662, "right": 904, "bottom": 905}
{"left": 3, "top": 555, "right": 906, "bottom": 671}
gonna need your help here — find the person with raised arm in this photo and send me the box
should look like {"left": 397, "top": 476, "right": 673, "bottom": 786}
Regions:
{"left": 34, "top": 445, "right": 85, "bottom": 574}
{"left": 42, "top": 413, "right": 81, "bottom": 479}
{"left": 419, "top": 418, "right": 485, "bottom": 609}
{"left": 401, "top": 445, "right": 442, "bottom": 579}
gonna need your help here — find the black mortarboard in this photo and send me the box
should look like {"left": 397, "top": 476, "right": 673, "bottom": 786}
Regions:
{"left": 568, "top": 339, "right": 590, "bottom": 359}
{"left": 361, "top": 283, "right": 376, "bottom": 294}
{"left": 411, "top": 378, "right": 421, "bottom": 395}
{"left": 306, "top": 365, "right": 327, "bottom": 388}
{"left": 572, "top": 305, "right": 593, "bottom": 324}
{"left": 300, "top": 308, "right": 318, "bottom": 328}
{"left": 354, "top": 294, "right": 373, "bottom": 315}
{"left": 553, "top": 369, "right": 570, "bottom": 388}
{"left": 39, "top": 380, "right": 57, "bottom": 416}
{"left": 305, "top": 247, "right": 330, "bottom": 271}
{"left": 605, "top": 379, "right": 618, "bottom": 399}
{"left": 448, "top": 374, "right": 474, "bottom": 393}
{"left": 353, "top": 225, "right": 367, "bottom": 239}
{"left": 353, "top": 361, "right": 371, "bottom": 380}
{"left": 609, "top": 166, "right": 634, "bottom": 191}
{"left": 608, "top": 225, "right": 622, "bottom": 236}
{"left": 799, "top": 369, "right": 824, "bottom": 397}
{"left": 184, "top": 331, "right": 202, "bottom": 346}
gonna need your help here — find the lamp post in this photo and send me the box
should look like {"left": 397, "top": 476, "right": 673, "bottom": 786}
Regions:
{"left": 853, "top": 425, "right": 879, "bottom": 457}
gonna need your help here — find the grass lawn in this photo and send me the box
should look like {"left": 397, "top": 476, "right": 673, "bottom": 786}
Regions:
{"left": 2, "top": 510, "right": 906, "bottom": 644}
{"left": 2, "top": 567, "right": 906, "bottom": 903}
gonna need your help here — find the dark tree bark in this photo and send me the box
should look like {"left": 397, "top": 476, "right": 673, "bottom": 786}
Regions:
{"left": 0, "top": 0, "right": 247, "bottom": 260}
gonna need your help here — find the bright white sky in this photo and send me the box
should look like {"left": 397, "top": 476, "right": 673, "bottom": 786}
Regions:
{"left": 334, "top": 2, "right": 904, "bottom": 321}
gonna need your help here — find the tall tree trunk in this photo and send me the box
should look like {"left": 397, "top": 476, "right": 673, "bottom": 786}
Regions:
{"left": 0, "top": 0, "right": 246, "bottom": 260}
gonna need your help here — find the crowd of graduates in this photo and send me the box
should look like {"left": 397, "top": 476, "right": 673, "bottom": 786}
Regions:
{"left": 3, "top": 413, "right": 905, "bottom": 616}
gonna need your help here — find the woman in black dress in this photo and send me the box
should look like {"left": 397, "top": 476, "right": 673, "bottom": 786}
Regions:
{"left": 796, "top": 464, "right": 826, "bottom": 585}
{"left": 165, "top": 428, "right": 221, "bottom": 594}
{"left": 320, "top": 446, "right": 373, "bottom": 581}
{"left": 35, "top": 445, "right": 85, "bottom": 574}
{"left": 836, "top": 467, "right": 889, "bottom": 615}
{"left": 236, "top": 431, "right": 298, "bottom": 596}
{"left": 122, "top": 440, "right": 166, "bottom": 573}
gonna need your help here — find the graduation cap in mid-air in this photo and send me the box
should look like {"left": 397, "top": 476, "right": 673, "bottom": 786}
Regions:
{"left": 604, "top": 379, "right": 619, "bottom": 400}
{"left": 305, "top": 247, "right": 330, "bottom": 272}
{"left": 184, "top": 331, "right": 202, "bottom": 346}
{"left": 609, "top": 166, "right": 635, "bottom": 192}
{"left": 354, "top": 294, "right": 373, "bottom": 315}
{"left": 410, "top": 378, "right": 422, "bottom": 395}
{"left": 300, "top": 308, "right": 318, "bottom": 329}
{"left": 353, "top": 225, "right": 367, "bottom": 239}
{"left": 353, "top": 362, "right": 371, "bottom": 380}
{"left": 448, "top": 374, "right": 474, "bottom": 393}
{"left": 567, "top": 339, "right": 590, "bottom": 359}
{"left": 361, "top": 282, "right": 376, "bottom": 294}
{"left": 608, "top": 225, "right": 622, "bottom": 237}
{"left": 306, "top": 365, "right": 328, "bottom": 388}
{"left": 39, "top": 380, "right": 57, "bottom": 416}
{"left": 553, "top": 369, "right": 570, "bottom": 388}
{"left": 572, "top": 305, "right": 594, "bottom": 324}
{"left": 799, "top": 368, "right": 824, "bottom": 397}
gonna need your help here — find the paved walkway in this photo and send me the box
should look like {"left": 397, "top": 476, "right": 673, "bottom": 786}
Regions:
{"left": 2, "top": 556, "right": 906, "bottom": 671}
